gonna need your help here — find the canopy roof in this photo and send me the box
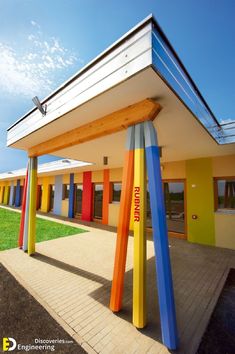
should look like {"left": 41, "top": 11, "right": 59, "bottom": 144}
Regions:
{"left": 0, "top": 159, "right": 92, "bottom": 181}
{"left": 7, "top": 15, "right": 235, "bottom": 170}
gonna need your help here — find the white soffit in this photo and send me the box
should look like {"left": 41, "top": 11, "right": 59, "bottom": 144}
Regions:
{"left": 0, "top": 159, "right": 93, "bottom": 181}
{"left": 9, "top": 67, "right": 235, "bottom": 167}
{"left": 7, "top": 22, "right": 152, "bottom": 146}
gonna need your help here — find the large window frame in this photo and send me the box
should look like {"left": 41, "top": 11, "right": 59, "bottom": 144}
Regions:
{"left": 214, "top": 177, "right": 235, "bottom": 211}
{"left": 74, "top": 184, "right": 83, "bottom": 217}
{"left": 111, "top": 182, "right": 122, "bottom": 204}
{"left": 93, "top": 183, "right": 103, "bottom": 221}
{"left": 147, "top": 179, "right": 187, "bottom": 239}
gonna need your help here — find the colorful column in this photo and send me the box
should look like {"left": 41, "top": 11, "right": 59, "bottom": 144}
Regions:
{"left": 15, "top": 179, "right": 21, "bottom": 207}
{"left": 110, "top": 126, "right": 135, "bottom": 312}
{"left": 81, "top": 171, "right": 93, "bottom": 221}
{"left": 0, "top": 186, "right": 3, "bottom": 204}
{"left": 3, "top": 185, "right": 10, "bottom": 205}
{"left": 144, "top": 121, "right": 178, "bottom": 349}
{"left": 41, "top": 177, "right": 51, "bottom": 212}
{"left": 102, "top": 169, "right": 111, "bottom": 225}
{"left": 23, "top": 164, "right": 31, "bottom": 251}
{"left": 18, "top": 171, "right": 28, "bottom": 248}
{"left": 28, "top": 157, "right": 38, "bottom": 256}
{"left": 9, "top": 181, "right": 15, "bottom": 206}
{"left": 54, "top": 175, "right": 63, "bottom": 215}
{"left": 133, "top": 123, "right": 147, "bottom": 328}
{"left": 68, "top": 173, "right": 75, "bottom": 218}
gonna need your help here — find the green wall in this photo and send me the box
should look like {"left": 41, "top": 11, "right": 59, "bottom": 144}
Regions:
{"left": 186, "top": 158, "right": 215, "bottom": 246}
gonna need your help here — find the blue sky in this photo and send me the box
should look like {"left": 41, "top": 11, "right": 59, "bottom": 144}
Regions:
{"left": 0, "top": 0, "right": 234, "bottom": 172}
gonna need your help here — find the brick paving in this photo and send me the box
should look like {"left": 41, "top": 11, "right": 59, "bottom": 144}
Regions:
{"left": 1, "top": 217, "right": 235, "bottom": 354}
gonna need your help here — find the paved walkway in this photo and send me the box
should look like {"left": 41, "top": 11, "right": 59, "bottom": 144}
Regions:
{"left": 1, "top": 216, "right": 235, "bottom": 354}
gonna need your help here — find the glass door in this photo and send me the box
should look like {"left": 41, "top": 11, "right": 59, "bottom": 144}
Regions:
{"left": 75, "top": 184, "right": 83, "bottom": 217}
{"left": 93, "top": 184, "right": 103, "bottom": 220}
{"left": 164, "top": 181, "right": 185, "bottom": 234}
{"left": 147, "top": 181, "right": 185, "bottom": 236}
{"left": 49, "top": 185, "right": 55, "bottom": 212}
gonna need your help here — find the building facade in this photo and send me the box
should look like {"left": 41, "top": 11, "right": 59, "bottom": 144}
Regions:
{"left": 1, "top": 155, "right": 235, "bottom": 250}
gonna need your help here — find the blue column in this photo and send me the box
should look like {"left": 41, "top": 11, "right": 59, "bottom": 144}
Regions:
{"left": 54, "top": 175, "right": 63, "bottom": 215}
{"left": 68, "top": 173, "right": 75, "bottom": 218}
{"left": 15, "top": 179, "right": 21, "bottom": 207}
{"left": 144, "top": 121, "right": 178, "bottom": 350}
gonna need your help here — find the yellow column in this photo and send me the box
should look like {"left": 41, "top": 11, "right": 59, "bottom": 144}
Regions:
{"left": 28, "top": 157, "right": 38, "bottom": 256}
{"left": 133, "top": 123, "right": 147, "bottom": 328}
{"left": 3, "top": 185, "right": 10, "bottom": 205}
{"left": 41, "top": 177, "right": 50, "bottom": 212}
{"left": 0, "top": 185, "right": 3, "bottom": 203}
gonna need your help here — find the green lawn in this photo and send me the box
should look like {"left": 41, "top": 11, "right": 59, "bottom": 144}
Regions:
{"left": 0, "top": 208, "right": 87, "bottom": 251}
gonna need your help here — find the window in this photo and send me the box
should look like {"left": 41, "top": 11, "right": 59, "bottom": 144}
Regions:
{"left": 215, "top": 178, "right": 235, "bottom": 210}
{"left": 147, "top": 181, "right": 185, "bottom": 234}
{"left": 75, "top": 185, "right": 83, "bottom": 215}
{"left": 93, "top": 184, "right": 103, "bottom": 219}
{"left": 112, "top": 183, "right": 121, "bottom": 203}
{"left": 62, "top": 184, "right": 70, "bottom": 200}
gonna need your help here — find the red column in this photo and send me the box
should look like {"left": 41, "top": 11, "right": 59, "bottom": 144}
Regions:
{"left": 102, "top": 169, "right": 111, "bottom": 225}
{"left": 81, "top": 171, "right": 93, "bottom": 221}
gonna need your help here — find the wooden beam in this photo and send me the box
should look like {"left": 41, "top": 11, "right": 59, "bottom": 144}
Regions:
{"left": 28, "top": 99, "right": 162, "bottom": 157}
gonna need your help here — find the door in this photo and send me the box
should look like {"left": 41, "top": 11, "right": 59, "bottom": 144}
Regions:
{"left": 75, "top": 184, "right": 83, "bottom": 217}
{"left": 147, "top": 180, "right": 186, "bottom": 238}
{"left": 164, "top": 181, "right": 185, "bottom": 236}
{"left": 49, "top": 185, "right": 55, "bottom": 212}
{"left": 93, "top": 184, "right": 103, "bottom": 220}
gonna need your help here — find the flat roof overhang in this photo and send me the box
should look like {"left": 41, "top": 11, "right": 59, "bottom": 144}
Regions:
{"left": 0, "top": 159, "right": 93, "bottom": 181}
{"left": 7, "top": 15, "right": 235, "bottom": 170}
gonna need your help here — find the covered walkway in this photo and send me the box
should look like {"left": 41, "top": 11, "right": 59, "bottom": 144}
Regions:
{"left": 1, "top": 222, "right": 235, "bottom": 354}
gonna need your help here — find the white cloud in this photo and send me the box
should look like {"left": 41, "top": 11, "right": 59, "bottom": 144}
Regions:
{"left": 220, "top": 118, "right": 234, "bottom": 124}
{"left": 0, "top": 23, "right": 82, "bottom": 97}
{"left": 31, "top": 20, "right": 40, "bottom": 29}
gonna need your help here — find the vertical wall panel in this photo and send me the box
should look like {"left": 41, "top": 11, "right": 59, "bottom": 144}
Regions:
{"left": 81, "top": 171, "right": 93, "bottom": 221}
{"left": 102, "top": 169, "right": 111, "bottom": 224}
{"left": 68, "top": 173, "right": 75, "bottom": 218}
{"left": 15, "top": 179, "right": 21, "bottom": 207}
{"left": 54, "top": 175, "right": 63, "bottom": 215}
{"left": 186, "top": 158, "right": 215, "bottom": 246}
{"left": 9, "top": 181, "right": 15, "bottom": 206}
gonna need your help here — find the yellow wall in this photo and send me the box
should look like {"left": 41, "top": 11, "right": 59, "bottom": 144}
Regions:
{"left": 110, "top": 168, "right": 123, "bottom": 182}
{"left": 62, "top": 174, "right": 70, "bottom": 184}
{"left": 212, "top": 155, "right": 235, "bottom": 177}
{"left": 108, "top": 203, "right": 120, "bottom": 227}
{"left": 61, "top": 199, "right": 69, "bottom": 217}
{"left": 74, "top": 173, "right": 83, "bottom": 183}
{"left": 186, "top": 158, "right": 215, "bottom": 246}
{"left": 162, "top": 161, "right": 186, "bottom": 179}
{"left": 92, "top": 170, "right": 103, "bottom": 183}
{"left": 215, "top": 212, "right": 235, "bottom": 250}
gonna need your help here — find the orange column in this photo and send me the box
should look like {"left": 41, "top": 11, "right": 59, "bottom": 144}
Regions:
{"left": 110, "top": 126, "right": 135, "bottom": 312}
{"left": 102, "top": 169, "right": 111, "bottom": 224}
